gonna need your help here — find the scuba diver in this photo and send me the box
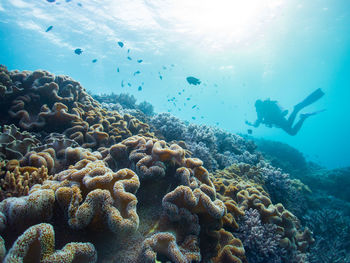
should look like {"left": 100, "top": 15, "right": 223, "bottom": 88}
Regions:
{"left": 246, "top": 88, "right": 325, "bottom": 136}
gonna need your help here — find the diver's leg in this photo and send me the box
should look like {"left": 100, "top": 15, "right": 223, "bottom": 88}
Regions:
{"left": 287, "top": 106, "right": 299, "bottom": 127}
{"left": 288, "top": 117, "right": 307, "bottom": 136}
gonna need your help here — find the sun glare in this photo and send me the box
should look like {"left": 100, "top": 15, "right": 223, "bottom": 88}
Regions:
{"left": 162, "top": 0, "right": 284, "bottom": 48}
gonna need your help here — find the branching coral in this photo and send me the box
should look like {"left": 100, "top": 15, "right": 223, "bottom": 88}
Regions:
{"left": 0, "top": 163, "right": 51, "bottom": 201}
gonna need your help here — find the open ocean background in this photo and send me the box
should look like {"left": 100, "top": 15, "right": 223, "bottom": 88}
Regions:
{"left": 0, "top": 0, "right": 349, "bottom": 169}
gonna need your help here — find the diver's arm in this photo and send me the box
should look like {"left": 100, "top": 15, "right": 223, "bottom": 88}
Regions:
{"left": 245, "top": 119, "right": 261, "bottom": 127}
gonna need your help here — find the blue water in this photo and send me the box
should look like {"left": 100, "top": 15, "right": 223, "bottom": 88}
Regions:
{"left": 1, "top": 0, "right": 349, "bottom": 169}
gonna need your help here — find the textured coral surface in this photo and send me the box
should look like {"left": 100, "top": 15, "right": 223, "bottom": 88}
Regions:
{"left": 0, "top": 66, "right": 323, "bottom": 262}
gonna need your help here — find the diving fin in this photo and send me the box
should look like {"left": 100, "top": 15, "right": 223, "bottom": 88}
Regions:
{"left": 300, "top": 109, "right": 326, "bottom": 119}
{"left": 295, "top": 88, "right": 325, "bottom": 110}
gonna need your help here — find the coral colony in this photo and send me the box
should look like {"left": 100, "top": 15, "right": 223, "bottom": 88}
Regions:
{"left": 0, "top": 64, "right": 349, "bottom": 262}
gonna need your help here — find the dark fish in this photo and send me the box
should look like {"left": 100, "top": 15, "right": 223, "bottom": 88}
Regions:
{"left": 182, "top": 89, "right": 185, "bottom": 92}
{"left": 138, "top": 86, "right": 142, "bottom": 91}
{"left": 47, "top": 0, "right": 55, "bottom": 2}
{"left": 137, "top": 59, "right": 143, "bottom": 63}
{"left": 117, "top": 67, "right": 120, "bottom": 72}
{"left": 127, "top": 49, "right": 130, "bottom": 53}
{"left": 127, "top": 56, "right": 132, "bottom": 60}
{"left": 133, "top": 70, "right": 140, "bottom": 76}
{"left": 192, "top": 105, "right": 197, "bottom": 109}
{"left": 121, "top": 80, "right": 125, "bottom": 87}
{"left": 127, "top": 83, "right": 132, "bottom": 87}
{"left": 186, "top": 76, "right": 201, "bottom": 85}
{"left": 74, "top": 48, "right": 83, "bottom": 55}
{"left": 45, "top": 26, "right": 53, "bottom": 32}
{"left": 159, "top": 73, "right": 163, "bottom": 80}
{"left": 77, "top": 2, "right": 82, "bottom": 7}
{"left": 247, "top": 129, "right": 253, "bottom": 135}
{"left": 192, "top": 117, "right": 196, "bottom": 120}
{"left": 92, "top": 59, "right": 97, "bottom": 63}
{"left": 66, "top": 0, "right": 72, "bottom": 2}
{"left": 201, "top": 116, "right": 204, "bottom": 119}
{"left": 162, "top": 66, "right": 167, "bottom": 70}
{"left": 186, "top": 98, "right": 190, "bottom": 101}
{"left": 178, "top": 92, "right": 181, "bottom": 95}
{"left": 118, "top": 41, "right": 124, "bottom": 48}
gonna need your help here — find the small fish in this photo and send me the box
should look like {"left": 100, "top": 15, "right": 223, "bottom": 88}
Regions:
{"left": 214, "top": 84, "right": 218, "bottom": 87}
{"left": 186, "top": 98, "right": 191, "bottom": 101}
{"left": 66, "top": 0, "right": 72, "bottom": 2}
{"left": 162, "top": 66, "right": 167, "bottom": 70}
{"left": 74, "top": 48, "right": 83, "bottom": 55}
{"left": 92, "top": 59, "right": 97, "bottom": 63}
{"left": 192, "top": 117, "right": 196, "bottom": 120}
{"left": 127, "top": 56, "right": 132, "bottom": 60}
{"left": 192, "top": 105, "right": 197, "bottom": 109}
{"left": 133, "top": 70, "right": 140, "bottom": 76}
{"left": 45, "top": 26, "right": 53, "bottom": 32}
{"left": 46, "top": 0, "right": 55, "bottom": 2}
{"left": 178, "top": 92, "right": 181, "bottom": 95}
{"left": 138, "top": 86, "right": 142, "bottom": 91}
{"left": 247, "top": 129, "right": 253, "bottom": 135}
{"left": 186, "top": 76, "right": 201, "bottom": 85}
{"left": 182, "top": 89, "right": 185, "bottom": 92}
{"left": 127, "top": 83, "right": 132, "bottom": 87}
{"left": 171, "top": 64, "right": 174, "bottom": 67}
{"left": 117, "top": 67, "right": 120, "bottom": 72}
{"left": 77, "top": 2, "right": 82, "bottom": 7}
{"left": 118, "top": 41, "right": 124, "bottom": 48}
{"left": 159, "top": 74, "right": 163, "bottom": 80}
{"left": 121, "top": 80, "right": 125, "bottom": 87}
{"left": 127, "top": 49, "right": 130, "bottom": 53}
{"left": 201, "top": 116, "right": 204, "bottom": 119}
{"left": 141, "top": 82, "right": 144, "bottom": 85}
{"left": 137, "top": 59, "right": 143, "bottom": 63}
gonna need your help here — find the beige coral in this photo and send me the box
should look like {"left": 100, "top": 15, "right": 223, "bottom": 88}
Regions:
{"left": 3, "top": 223, "right": 97, "bottom": 263}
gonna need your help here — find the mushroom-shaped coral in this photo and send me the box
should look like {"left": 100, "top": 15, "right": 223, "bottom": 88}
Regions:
{"left": 3, "top": 223, "right": 97, "bottom": 263}
{"left": 140, "top": 232, "right": 201, "bottom": 263}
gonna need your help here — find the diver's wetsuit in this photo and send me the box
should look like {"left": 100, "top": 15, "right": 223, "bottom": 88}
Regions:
{"left": 247, "top": 88, "right": 325, "bottom": 136}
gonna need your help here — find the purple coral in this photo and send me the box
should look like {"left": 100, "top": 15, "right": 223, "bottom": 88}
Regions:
{"left": 236, "top": 208, "right": 286, "bottom": 263}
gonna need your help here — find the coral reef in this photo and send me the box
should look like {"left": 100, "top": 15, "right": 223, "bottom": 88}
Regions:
{"left": 150, "top": 113, "right": 260, "bottom": 171}
{"left": 211, "top": 164, "right": 314, "bottom": 262}
{"left": 0, "top": 66, "right": 323, "bottom": 263}
{"left": 254, "top": 138, "right": 308, "bottom": 178}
